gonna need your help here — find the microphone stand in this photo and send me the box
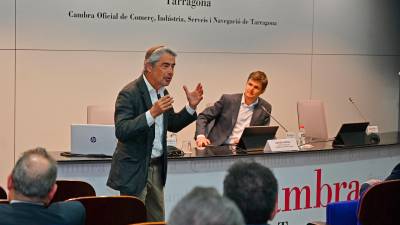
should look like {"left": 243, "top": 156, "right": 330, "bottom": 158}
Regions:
{"left": 348, "top": 97, "right": 368, "bottom": 122}
{"left": 260, "top": 105, "right": 289, "bottom": 132}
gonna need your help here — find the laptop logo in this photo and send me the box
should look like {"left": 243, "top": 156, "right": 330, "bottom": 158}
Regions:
{"left": 90, "top": 136, "right": 97, "bottom": 143}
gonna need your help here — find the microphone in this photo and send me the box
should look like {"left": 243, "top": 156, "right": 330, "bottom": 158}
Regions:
{"left": 348, "top": 97, "right": 380, "bottom": 144}
{"left": 348, "top": 97, "right": 368, "bottom": 122}
{"left": 260, "top": 105, "right": 289, "bottom": 132}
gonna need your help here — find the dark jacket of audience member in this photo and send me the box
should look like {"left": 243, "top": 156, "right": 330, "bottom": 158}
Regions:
{"left": 386, "top": 162, "right": 400, "bottom": 181}
{"left": 360, "top": 162, "right": 400, "bottom": 195}
{"left": 0, "top": 147, "right": 85, "bottom": 225}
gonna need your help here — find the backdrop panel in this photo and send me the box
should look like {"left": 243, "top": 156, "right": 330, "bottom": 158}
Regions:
{"left": 0, "top": 51, "right": 15, "bottom": 188}
{"left": 16, "top": 0, "right": 313, "bottom": 53}
{"left": 0, "top": 0, "right": 14, "bottom": 49}
{"left": 312, "top": 55, "right": 400, "bottom": 136}
{"left": 314, "top": 0, "right": 400, "bottom": 55}
{"left": 15, "top": 51, "right": 139, "bottom": 154}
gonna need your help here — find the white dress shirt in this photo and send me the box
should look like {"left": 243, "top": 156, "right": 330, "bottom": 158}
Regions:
{"left": 143, "top": 75, "right": 195, "bottom": 158}
{"left": 225, "top": 95, "right": 258, "bottom": 144}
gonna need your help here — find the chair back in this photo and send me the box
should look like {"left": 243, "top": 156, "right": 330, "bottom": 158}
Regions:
{"left": 358, "top": 180, "right": 400, "bottom": 225}
{"left": 67, "top": 195, "right": 146, "bottom": 225}
{"left": 51, "top": 180, "right": 96, "bottom": 203}
{"left": 326, "top": 200, "right": 358, "bottom": 225}
{"left": 87, "top": 105, "right": 114, "bottom": 125}
{"left": 0, "top": 186, "right": 7, "bottom": 199}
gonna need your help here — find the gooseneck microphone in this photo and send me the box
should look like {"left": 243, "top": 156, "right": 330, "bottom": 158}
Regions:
{"left": 347, "top": 97, "right": 380, "bottom": 144}
{"left": 348, "top": 97, "right": 368, "bottom": 122}
{"left": 260, "top": 105, "right": 289, "bottom": 132}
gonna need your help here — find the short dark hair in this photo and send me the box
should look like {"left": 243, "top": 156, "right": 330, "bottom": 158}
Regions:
{"left": 223, "top": 161, "right": 278, "bottom": 224}
{"left": 247, "top": 71, "right": 268, "bottom": 91}
{"left": 12, "top": 147, "right": 57, "bottom": 199}
{"left": 169, "top": 187, "right": 245, "bottom": 225}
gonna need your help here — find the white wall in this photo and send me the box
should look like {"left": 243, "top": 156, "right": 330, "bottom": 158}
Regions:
{"left": 0, "top": 51, "right": 15, "bottom": 189}
{"left": 0, "top": 0, "right": 399, "bottom": 189}
{"left": 0, "top": 0, "right": 14, "bottom": 189}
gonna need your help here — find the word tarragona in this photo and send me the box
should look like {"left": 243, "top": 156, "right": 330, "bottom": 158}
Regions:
{"left": 166, "top": 0, "right": 211, "bottom": 9}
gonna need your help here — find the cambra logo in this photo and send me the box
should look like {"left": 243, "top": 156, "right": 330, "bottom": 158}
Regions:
{"left": 166, "top": 0, "right": 212, "bottom": 9}
{"left": 277, "top": 168, "right": 360, "bottom": 213}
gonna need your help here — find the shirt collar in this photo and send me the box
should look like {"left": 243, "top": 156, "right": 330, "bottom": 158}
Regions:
{"left": 241, "top": 94, "right": 259, "bottom": 108}
{"left": 143, "top": 74, "right": 165, "bottom": 96}
{"left": 10, "top": 200, "right": 45, "bottom": 206}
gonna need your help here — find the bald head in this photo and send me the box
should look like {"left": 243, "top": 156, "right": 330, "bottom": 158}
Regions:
{"left": 11, "top": 147, "right": 57, "bottom": 200}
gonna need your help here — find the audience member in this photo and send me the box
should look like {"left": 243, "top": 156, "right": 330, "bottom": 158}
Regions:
{"left": 0, "top": 147, "right": 85, "bottom": 225}
{"left": 224, "top": 161, "right": 278, "bottom": 225}
{"left": 169, "top": 187, "right": 245, "bottom": 225}
{"left": 384, "top": 162, "right": 400, "bottom": 180}
{"left": 360, "top": 162, "right": 400, "bottom": 195}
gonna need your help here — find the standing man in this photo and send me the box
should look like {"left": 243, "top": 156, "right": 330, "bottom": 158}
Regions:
{"left": 107, "top": 45, "right": 203, "bottom": 221}
{"left": 195, "top": 71, "right": 271, "bottom": 147}
{"left": 0, "top": 147, "right": 85, "bottom": 225}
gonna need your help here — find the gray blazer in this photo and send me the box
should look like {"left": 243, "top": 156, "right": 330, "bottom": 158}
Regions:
{"left": 195, "top": 93, "right": 271, "bottom": 146}
{"left": 107, "top": 75, "right": 197, "bottom": 194}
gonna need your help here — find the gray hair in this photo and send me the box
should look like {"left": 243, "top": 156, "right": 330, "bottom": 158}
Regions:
{"left": 146, "top": 46, "right": 177, "bottom": 67}
{"left": 12, "top": 147, "right": 57, "bottom": 199}
{"left": 169, "top": 187, "right": 245, "bottom": 225}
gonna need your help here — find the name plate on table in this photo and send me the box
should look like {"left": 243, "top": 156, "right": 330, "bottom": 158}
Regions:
{"left": 367, "top": 125, "right": 379, "bottom": 134}
{"left": 264, "top": 138, "right": 299, "bottom": 152}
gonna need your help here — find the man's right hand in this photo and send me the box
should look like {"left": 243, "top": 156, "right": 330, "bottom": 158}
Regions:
{"left": 150, "top": 95, "right": 174, "bottom": 118}
{"left": 196, "top": 136, "right": 211, "bottom": 147}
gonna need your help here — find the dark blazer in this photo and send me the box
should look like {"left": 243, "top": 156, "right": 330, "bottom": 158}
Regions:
{"left": 195, "top": 93, "right": 272, "bottom": 146}
{"left": 360, "top": 162, "right": 400, "bottom": 195}
{"left": 107, "top": 75, "right": 197, "bottom": 195}
{"left": 0, "top": 201, "right": 85, "bottom": 225}
{"left": 386, "top": 162, "right": 400, "bottom": 181}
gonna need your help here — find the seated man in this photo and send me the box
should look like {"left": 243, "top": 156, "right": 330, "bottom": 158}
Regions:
{"left": 360, "top": 162, "right": 400, "bottom": 195}
{"left": 224, "top": 161, "right": 278, "bottom": 225}
{"left": 169, "top": 186, "right": 245, "bottom": 225}
{"left": 0, "top": 147, "right": 85, "bottom": 225}
{"left": 195, "top": 71, "right": 272, "bottom": 147}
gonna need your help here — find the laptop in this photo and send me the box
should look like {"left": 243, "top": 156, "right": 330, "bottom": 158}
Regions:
{"left": 237, "top": 126, "right": 279, "bottom": 151}
{"left": 332, "top": 122, "right": 370, "bottom": 147}
{"left": 297, "top": 100, "right": 329, "bottom": 141}
{"left": 71, "top": 124, "right": 117, "bottom": 156}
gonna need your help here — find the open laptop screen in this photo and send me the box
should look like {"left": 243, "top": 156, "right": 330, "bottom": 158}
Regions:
{"left": 237, "top": 126, "right": 279, "bottom": 150}
{"left": 332, "top": 122, "right": 370, "bottom": 147}
{"left": 336, "top": 122, "right": 369, "bottom": 134}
